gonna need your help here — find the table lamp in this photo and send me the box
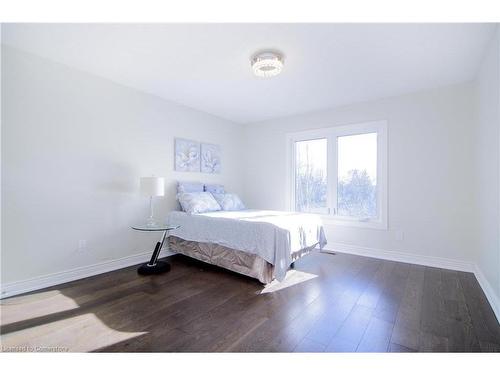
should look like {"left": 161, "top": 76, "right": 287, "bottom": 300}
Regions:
{"left": 140, "top": 176, "right": 165, "bottom": 227}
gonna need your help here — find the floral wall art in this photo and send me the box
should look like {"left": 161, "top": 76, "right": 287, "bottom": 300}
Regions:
{"left": 174, "top": 139, "right": 221, "bottom": 174}
{"left": 201, "top": 143, "right": 221, "bottom": 174}
{"left": 175, "top": 138, "right": 200, "bottom": 172}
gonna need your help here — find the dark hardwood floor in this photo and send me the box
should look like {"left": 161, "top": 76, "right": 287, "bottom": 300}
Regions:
{"left": 1, "top": 251, "right": 499, "bottom": 352}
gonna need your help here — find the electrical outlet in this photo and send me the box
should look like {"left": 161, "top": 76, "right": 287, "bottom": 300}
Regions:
{"left": 78, "top": 239, "right": 87, "bottom": 251}
{"left": 395, "top": 231, "right": 404, "bottom": 241}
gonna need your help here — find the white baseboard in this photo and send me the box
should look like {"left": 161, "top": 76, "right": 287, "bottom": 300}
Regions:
{"left": 325, "top": 242, "right": 500, "bottom": 324}
{"left": 474, "top": 265, "right": 500, "bottom": 324}
{"left": 324, "top": 242, "right": 475, "bottom": 272}
{"left": 0, "top": 249, "right": 174, "bottom": 299}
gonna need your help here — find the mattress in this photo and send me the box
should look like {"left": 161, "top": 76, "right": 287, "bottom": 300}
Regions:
{"left": 167, "top": 209, "right": 327, "bottom": 281}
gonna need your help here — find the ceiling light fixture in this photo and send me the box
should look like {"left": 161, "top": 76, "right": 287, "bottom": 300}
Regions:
{"left": 251, "top": 51, "right": 284, "bottom": 78}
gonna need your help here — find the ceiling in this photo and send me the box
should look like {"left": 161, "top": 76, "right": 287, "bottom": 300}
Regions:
{"left": 2, "top": 23, "right": 496, "bottom": 124}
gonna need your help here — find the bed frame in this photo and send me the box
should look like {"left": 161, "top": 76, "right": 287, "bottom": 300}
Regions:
{"left": 168, "top": 236, "right": 317, "bottom": 284}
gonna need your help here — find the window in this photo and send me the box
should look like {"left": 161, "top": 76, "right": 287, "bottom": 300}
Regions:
{"left": 337, "top": 133, "right": 377, "bottom": 219}
{"left": 294, "top": 138, "right": 328, "bottom": 214}
{"left": 287, "top": 121, "right": 387, "bottom": 229}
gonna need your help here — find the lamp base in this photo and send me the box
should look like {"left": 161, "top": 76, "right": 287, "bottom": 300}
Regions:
{"left": 145, "top": 217, "right": 158, "bottom": 228}
{"left": 137, "top": 261, "right": 171, "bottom": 275}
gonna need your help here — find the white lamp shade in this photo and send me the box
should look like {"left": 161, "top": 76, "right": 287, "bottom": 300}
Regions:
{"left": 140, "top": 177, "right": 165, "bottom": 197}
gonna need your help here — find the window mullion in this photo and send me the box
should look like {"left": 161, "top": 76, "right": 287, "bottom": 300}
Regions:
{"left": 328, "top": 133, "right": 338, "bottom": 217}
{"left": 290, "top": 139, "right": 296, "bottom": 211}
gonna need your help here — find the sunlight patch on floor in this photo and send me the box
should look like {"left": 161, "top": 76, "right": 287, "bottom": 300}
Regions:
{"left": 0, "top": 290, "right": 80, "bottom": 326}
{"left": 260, "top": 270, "right": 318, "bottom": 294}
{"left": 0, "top": 312, "right": 147, "bottom": 352}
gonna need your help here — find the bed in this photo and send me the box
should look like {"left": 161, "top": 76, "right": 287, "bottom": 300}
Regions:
{"left": 166, "top": 209, "right": 327, "bottom": 283}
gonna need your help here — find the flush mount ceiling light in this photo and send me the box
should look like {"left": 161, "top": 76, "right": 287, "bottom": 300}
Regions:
{"left": 251, "top": 51, "right": 284, "bottom": 78}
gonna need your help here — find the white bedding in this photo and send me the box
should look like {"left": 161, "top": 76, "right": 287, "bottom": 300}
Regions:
{"left": 167, "top": 209, "right": 327, "bottom": 281}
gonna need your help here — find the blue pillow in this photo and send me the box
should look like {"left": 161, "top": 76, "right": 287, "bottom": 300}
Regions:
{"left": 177, "top": 181, "right": 204, "bottom": 195}
{"left": 204, "top": 184, "right": 225, "bottom": 194}
{"left": 178, "top": 192, "right": 221, "bottom": 214}
{"left": 212, "top": 193, "right": 246, "bottom": 211}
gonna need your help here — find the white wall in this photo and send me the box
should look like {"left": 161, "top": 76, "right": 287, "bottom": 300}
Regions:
{"left": 242, "top": 83, "right": 476, "bottom": 265}
{"left": 1, "top": 46, "right": 243, "bottom": 285}
{"left": 474, "top": 29, "right": 500, "bottom": 301}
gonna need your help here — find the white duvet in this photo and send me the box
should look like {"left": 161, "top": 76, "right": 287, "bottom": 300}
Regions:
{"left": 167, "top": 209, "right": 327, "bottom": 281}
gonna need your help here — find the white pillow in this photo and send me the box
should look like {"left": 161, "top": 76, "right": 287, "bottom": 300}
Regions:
{"left": 178, "top": 192, "right": 221, "bottom": 214}
{"left": 212, "top": 193, "right": 246, "bottom": 211}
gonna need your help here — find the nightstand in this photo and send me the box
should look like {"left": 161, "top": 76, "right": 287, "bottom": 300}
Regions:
{"left": 132, "top": 224, "right": 180, "bottom": 275}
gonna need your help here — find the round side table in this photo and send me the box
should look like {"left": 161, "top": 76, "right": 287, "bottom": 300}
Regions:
{"left": 132, "top": 224, "right": 180, "bottom": 275}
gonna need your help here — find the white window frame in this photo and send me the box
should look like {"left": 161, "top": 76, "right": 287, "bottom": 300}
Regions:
{"left": 286, "top": 120, "right": 388, "bottom": 230}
